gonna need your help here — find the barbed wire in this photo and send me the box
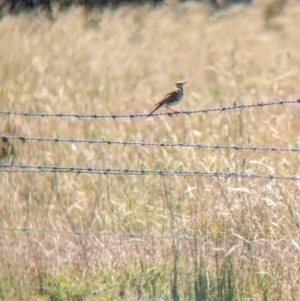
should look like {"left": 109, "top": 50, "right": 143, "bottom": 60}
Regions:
{"left": 2, "top": 135, "right": 300, "bottom": 153}
{"left": 1, "top": 99, "right": 299, "bottom": 119}
{"left": 0, "top": 227, "right": 228, "bottom": 242}
{"left": 1, "top": 163, "right": 300, "bottom": 180}
{"left": 2, "top": 227, "right": 300, "bottom": 248}
{"left": 0, "top": 227, "right": 246, "bottom": 243}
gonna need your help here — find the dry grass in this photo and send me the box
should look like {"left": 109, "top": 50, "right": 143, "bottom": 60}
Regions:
{"left": 1, "top": 0, "right": 300, "bottom": 300}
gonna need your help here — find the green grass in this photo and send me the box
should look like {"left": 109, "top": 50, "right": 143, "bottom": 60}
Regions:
{"left": 1, "top": 1, "right": 300, "bottom": 300}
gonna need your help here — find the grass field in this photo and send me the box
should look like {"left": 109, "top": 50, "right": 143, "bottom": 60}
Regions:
{"left": 1, "top": 0, "right": 300, "bottom": 300}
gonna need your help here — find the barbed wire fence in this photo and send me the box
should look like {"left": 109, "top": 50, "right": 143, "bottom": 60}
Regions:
{"left": 1, "top": 98, "right": 300, "bottom": 299}
{"left": 2, "top": 98, "right": 300, "bottom": 177}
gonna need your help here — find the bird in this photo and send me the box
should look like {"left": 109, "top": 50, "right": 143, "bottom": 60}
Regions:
{"left": 147, "top": 81, "right": 187, "bottom": 117}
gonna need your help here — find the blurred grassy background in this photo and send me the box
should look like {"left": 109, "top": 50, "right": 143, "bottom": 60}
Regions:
{"left": 1, "top": 0, "right": 300, "bottom": 300}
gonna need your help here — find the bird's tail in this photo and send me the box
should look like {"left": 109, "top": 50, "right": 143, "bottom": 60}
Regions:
{"left": 146, "top": 104, "right": 163, "bottom": 118}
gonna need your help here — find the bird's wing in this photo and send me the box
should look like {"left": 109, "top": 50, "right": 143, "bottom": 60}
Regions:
{"left": 156, "top": 88, "right": 181, "bottom": 106}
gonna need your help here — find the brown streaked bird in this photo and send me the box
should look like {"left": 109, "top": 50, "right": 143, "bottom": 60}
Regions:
{"left": 147, "top": 81, "right": 187, "bottom": 117}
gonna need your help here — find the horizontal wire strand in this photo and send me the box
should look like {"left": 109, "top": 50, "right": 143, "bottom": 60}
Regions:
{"left": 2, "top": 134, "right": 300, "bottom": 153}
{"left": 1, "top": 226, "right": 299, "bottom": 247}
{"left": 0, "top": 98, "right": 299, "bottom": 119}
{"left": 1, "top": 164, "right": 300, "bottom": 180}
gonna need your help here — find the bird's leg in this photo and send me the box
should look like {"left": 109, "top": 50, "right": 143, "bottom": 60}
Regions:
{"left": 165, "top": 107, "right": 174, "bottom": 117}
{"left": 166, "top": 107, "right": 180, "bottom": 116}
